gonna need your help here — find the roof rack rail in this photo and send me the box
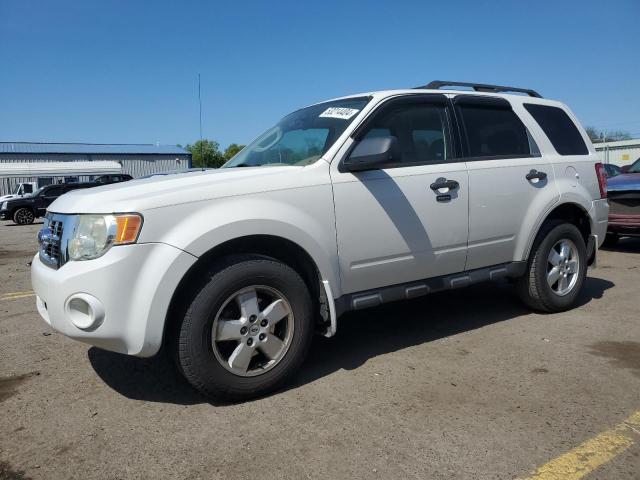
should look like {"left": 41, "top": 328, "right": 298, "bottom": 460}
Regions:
{"left": 416, "top": 80, "right": 542, "bottom": 98}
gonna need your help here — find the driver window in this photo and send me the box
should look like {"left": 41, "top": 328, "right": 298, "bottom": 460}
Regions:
{"left": 361, "top": 101, "right": 450, "bottom": 165}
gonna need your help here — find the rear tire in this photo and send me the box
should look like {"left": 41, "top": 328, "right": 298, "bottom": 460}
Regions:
{"left": 175, "top": 255, "right": 314, "bottom": 402}
{"left": 13, "top": 208, "right": 34, "bottom": 225}
{"left": 516, "top": 221, "right": 587, "bottom": 313}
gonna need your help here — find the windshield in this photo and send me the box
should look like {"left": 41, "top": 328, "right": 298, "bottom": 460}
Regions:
{"left": 629, "top": 158, "right": 640, "bottom": 174}
{"left": 223, "top": 97, "right": 370, "bottom": 168}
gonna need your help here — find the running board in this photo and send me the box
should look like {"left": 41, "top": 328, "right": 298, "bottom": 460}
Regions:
{"left": 335, "top": 262, "right": 526, "bottom": 315}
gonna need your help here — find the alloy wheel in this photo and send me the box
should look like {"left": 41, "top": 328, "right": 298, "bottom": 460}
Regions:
{"left": 211, "top": 285, "right": 294, "bottom": 377}
{"left": 15, "top": 209, "right": 34, "bottom": 225}
{"left": 546, "top": 239, "right": 579, "bottom": 296}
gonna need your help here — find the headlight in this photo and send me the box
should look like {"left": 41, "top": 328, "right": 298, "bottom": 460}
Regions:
{"left": 1, "top": 202, "right": 7, "bottom": 211}
{"left": 68, "top": 214, "right": 142, "bottom": 261}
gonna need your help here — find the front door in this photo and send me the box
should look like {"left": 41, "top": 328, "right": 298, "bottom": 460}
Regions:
{"left": 331, "top": 95, "right": 469, "bottom": 294}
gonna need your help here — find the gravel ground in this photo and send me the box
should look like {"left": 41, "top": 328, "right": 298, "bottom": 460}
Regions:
{"left": 1, "top": 221, "right": 639, "bottom": 480}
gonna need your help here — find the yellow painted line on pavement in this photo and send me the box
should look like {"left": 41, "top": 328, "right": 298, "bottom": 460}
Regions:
{"left": 0, "top": 291, "right": 36, "bottom": 301}
{"left": 523, "top": 411, "right": 640, "bottom": 480}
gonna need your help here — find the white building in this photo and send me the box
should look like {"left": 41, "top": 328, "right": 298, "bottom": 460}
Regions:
{"left": 593, "top": 139, "right": 640, "bottom": 166}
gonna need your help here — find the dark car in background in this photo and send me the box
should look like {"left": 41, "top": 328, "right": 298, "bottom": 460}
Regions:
{"left": 93, "top": 174, "right": 133, "bottom": 185}
{"left": 0, "top": 183, "right": 95, "bottom": 225}
{"left": 605, "top": 162, "right": 640, "bottom": 245}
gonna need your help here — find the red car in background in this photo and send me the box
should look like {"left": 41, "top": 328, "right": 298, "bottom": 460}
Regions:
{"left": 605, "top": 160, "right": 640, "bottom": 245}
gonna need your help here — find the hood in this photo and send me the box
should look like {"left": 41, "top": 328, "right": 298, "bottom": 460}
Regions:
{"left": 0, "top": 194, "right": 17, "bottom": 203}
{"left": 607, "top": 173, "right": 640, "bottom": 192}
{"left": 48, "top": 166, "right": 309, "bottom": 214}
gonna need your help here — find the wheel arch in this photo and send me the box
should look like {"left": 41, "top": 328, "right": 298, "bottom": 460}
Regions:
{"left": 163, "top": 234, "right": 333, "bottom": 351}
{"left": 521, "top": 201, "right": 592, "bottom": 262}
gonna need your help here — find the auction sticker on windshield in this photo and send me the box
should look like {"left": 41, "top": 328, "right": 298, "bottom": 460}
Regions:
{"left": 319, "top": 107, "right": 360, "bottom": 120}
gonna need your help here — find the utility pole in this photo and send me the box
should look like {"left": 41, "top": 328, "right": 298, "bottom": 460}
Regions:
{"left": 198, "top": 73, "right": 204, "bottom": 167}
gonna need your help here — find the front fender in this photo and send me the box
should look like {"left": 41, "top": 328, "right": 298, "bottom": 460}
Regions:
{"left": 139, "top": 186, "right": 341, "bottom": 295}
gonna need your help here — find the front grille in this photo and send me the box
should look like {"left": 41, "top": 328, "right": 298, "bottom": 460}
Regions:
{"left": 38, "top": 214, "right": 74, "bottom": 269}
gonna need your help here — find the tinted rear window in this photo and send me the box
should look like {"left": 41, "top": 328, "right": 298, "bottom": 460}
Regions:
{"left": 523, "top": 104, "right": 588, "bottom": 155}
{"left": 457, "top": 102, "right": 533, "bottom": 158}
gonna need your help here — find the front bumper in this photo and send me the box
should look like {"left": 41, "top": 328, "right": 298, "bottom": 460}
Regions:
{"left": 31, "top": 242, "right": 197, "bottom": 357}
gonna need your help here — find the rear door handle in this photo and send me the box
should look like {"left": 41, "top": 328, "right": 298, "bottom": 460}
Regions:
{"left": 526, "top": 169, "right": 547, "bottom": 181}
{"left": 430, "top": 178, "right": 459, "bottom": 191}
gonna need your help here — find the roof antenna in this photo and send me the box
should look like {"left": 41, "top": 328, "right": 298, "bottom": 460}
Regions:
{"left": 198, "top": 73, "right": 204, "bottom": 169}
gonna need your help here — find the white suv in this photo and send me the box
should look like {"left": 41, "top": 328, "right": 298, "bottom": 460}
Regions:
{"left": 31, "top": 81, "right": 609, "bottom": 401}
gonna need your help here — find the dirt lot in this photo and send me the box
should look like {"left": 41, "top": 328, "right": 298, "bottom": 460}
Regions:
{"left": 1, "top": 221, "right": 639, "bottom": 480}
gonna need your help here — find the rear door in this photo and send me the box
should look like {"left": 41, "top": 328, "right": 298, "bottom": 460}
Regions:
{"left": 453, "top": 95, "right": 559, "bottom": 270}
{"left": 331, "top": 94, "right": 469, "bottom": 294}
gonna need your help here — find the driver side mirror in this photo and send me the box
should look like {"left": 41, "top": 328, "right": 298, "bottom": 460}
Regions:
{"left": 342, "top": 136, "right": 399, "bottom": 172}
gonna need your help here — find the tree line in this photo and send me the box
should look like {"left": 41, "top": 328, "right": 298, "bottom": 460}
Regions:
{"left": 181, "top": 140, "right": 245, "bottom": 168}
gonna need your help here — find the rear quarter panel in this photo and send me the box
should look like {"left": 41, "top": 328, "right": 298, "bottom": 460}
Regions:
{"left": 513, "top": 100, "right": 602, "bottom": 259}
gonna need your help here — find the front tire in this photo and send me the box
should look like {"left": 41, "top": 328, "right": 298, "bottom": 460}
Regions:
{"left": 517, "top": 221, "right": 587, "bottom": 313}
{"left": 13, "top": 207, "right": 35, "bottom": 225}
{"left": 176, "top": 255, "right": 314, "bottom": 402}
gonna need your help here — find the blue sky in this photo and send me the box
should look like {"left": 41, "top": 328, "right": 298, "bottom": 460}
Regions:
{"left": 1, "top": 0, "right": 639, "bottom": 149}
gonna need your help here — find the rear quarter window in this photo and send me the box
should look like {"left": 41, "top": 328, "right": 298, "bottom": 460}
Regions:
{"left": 523, "top": 104, "right": 589, "bottom": 156}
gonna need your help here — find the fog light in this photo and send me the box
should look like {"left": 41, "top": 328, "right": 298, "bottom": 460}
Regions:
{"left": 64, "top": 293, "right": 105, "bottom": 331}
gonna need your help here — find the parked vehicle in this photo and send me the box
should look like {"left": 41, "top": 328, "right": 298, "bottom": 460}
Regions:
{"left": 620, "top": 157, "right": 640, "bottom": 173}
{"left": 93, "top": 174, "right": 133, "bottom": 185}
{"left": 603, "top": 163, "right": 622, "bottom": 178}
{"left": 605, "top": 161, "right": 640, "bottom": 245}
{"left": 1, "top": 183, "right": 95, "bottom": 225}
{"left": 0, "top": 182, "right": 38, "bottom": 203}
{"left": 31, "top": 81, "right": 608, "bottom": 401}
{"left": 0, "top": 161, "right": 123, "bottom": 198}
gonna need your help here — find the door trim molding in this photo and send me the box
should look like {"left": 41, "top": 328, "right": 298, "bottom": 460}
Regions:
{"left": 334, "top": 261, "right": 526, "bottom": 316}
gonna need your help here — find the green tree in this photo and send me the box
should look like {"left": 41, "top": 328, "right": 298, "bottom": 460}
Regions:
{"left": 185, "top": 139, "right": 226, "bottom": 168}
{"left": 224, "top": 143, "right": 245, "bottom": 160}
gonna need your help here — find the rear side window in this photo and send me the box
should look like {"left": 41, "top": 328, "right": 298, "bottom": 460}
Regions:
{"left": 523, "top": 104, "right": 588, "bottom": 156}
{"left": 456, "top": 98, "right": 534, "bottom": 159}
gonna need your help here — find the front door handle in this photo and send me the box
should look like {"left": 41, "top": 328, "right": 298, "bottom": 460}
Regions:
{"left": 526, "top": 169, "right": 547, "bottom": 181}
{"left": 430, "top": 178, "right": 459, "bottom": 191}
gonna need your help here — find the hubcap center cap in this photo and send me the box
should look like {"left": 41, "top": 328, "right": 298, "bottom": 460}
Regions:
{"left": 249, "top": 324, "right": 260, "bottom": 336}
